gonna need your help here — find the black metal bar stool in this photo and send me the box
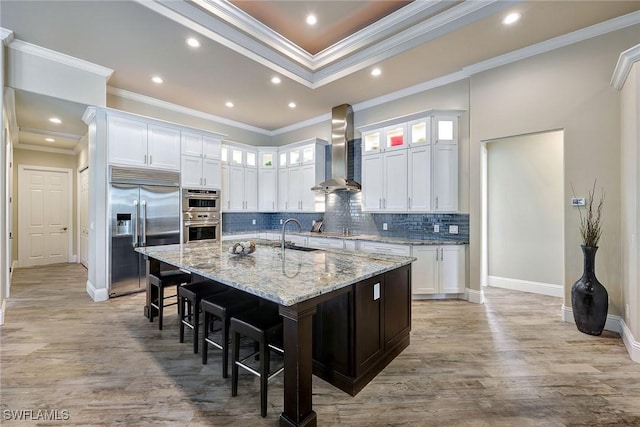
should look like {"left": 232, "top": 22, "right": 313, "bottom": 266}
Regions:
{"left": 230, "top": 303, "right": 284, "bottom": 417}
{"left": 178, "top": 280, "right": 227, "bottom": 353}
{"left": 201, "top": 289, "right": 260, "bottom": 377}
{"left": 148, "top": 269, "right": 191, "bottom": 330}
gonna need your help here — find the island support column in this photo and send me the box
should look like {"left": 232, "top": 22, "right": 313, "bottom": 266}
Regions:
{"left": 279, "top": 303, "right": 317, "bottom": 427}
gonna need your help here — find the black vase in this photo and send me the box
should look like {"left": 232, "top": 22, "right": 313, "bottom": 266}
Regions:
{"left": 571, "top": 245, "right": 608, "bottom": 336}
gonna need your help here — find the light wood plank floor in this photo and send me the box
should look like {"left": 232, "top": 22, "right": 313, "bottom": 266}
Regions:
{"left": 2, "top": 263, "right": 640, "bottom": 426}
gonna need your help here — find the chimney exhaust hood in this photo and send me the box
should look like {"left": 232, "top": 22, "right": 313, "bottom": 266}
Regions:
{"left": 311, "top": 104, "right": 361, "bottom": 193}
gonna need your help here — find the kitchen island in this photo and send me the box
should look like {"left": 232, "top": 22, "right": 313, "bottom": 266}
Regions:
{"left": 137, "top": 240, "right": 414, "bottom": 427}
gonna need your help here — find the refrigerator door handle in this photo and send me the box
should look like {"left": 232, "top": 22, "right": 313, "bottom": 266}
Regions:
{"left": 133, "top": 200, "right": 139, "bottom": 247}
{"left": 141, "top": 200, "right": 147, "bottom": 247}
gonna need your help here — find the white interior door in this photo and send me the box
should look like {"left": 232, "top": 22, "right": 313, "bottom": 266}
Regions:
{"left": 18, "top": 166, "right": 72, "bottom": 267}
{"left": 79, "top": 168, "right": 89, "bottom": 268}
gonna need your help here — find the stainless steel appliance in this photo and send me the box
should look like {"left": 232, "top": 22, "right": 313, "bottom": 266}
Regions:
{"left": 182, "top": 188, "right": 221, "bottom": 243}
{"left": 183, "top": 188, "right": 220, "bottom": 211}
{"left": 109, "top": 166, "right": 181, "bottom": 297}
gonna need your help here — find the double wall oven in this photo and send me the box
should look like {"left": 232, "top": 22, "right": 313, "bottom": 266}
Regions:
{"left": 182, "top": 188, "right": 220, "bottom": 243}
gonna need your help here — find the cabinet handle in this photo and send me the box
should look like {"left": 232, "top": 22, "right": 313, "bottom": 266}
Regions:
{"left": 300, "top": 201, "right": 303, "bottom": 210}
{"left": 408, "top": 197, "right": 411, "bottom": 209}
{"left": 379, "top": 198, "right": 382, "bottom": 209}
{"left": 144, "top": 154, "right": 147, "bottom": 164}
{"left": 199, "top": 177, "right": 203, "bottom": 185}
{"left": 435, "top": 196, "right": 439, "bottom": 209}
{"left": 204, "top": 177, "right": 207, "bottom": 185}
{"left": 383, "top": 198, "right": 386, "bottom": 209}
{"left": 149, "top": 155, "right": 152, "bottom": 164}
{"left": 228, "top": 201, "right": 230, "bottom": 209}
{"left": 272, "top": 201, "right": 275, "bottom": 210}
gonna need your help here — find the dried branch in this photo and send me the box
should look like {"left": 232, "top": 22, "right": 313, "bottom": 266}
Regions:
{"left": 575, "top": 180, "right": 605, "bottom": 247}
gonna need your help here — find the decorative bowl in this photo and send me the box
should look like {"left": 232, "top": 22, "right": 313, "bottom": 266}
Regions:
{"left": 227, "top": 241, "right": 256, "bottom": 256}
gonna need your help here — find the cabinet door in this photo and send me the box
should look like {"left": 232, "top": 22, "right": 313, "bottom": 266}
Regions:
{"left": 181, "top": 131, "right": 203, "bottom": 157}
{"left": 354, "top": 275, "right": 384, "bottom": 377}
{"left": 383, "top": 149, "right": 408, "bottom": 211}
{"left": 432, "top": 143, "right": 458, "bottom": 212}
{"left": 384, "top": 265, "right": 411, "bottom": 350}
{"left": 202, "top": 158, "right": 221, "bottom": 189}
{"left": 107, "top": 115, "right": 147, "bottom": 167}
{"left": 278, "top": 168, "right": 289, "bottom": 211}
{"left": 228, "top": 165, "right": 245, "bottom": 211}
{"left": 258, "top": 168, "right": 277, "bottom": 212}
{"left": 411, "top": 246, "right": 439, "bottom": 294}
{"left": 288, "top": 166, "right": 303, "bottom": 210}
{"left": 408, "top": 145, "right": 431, "bottom": 212}
{"left": 221, "top": 164, "right": 230, "bottom": 211}
{"left": 361, "top": 154, "right": 383, "bottom": 211}
{"left": 300, "top": 164, "right": 316, "bottom": 212}
{"left": 440, "top": 246, "right": 465, "bottom": 293}
{"left": 244, "top": 167, "right": 258, "bottom": 211}
{"left": 147, "top": 124, "right": 181, "bottom": 170}
{"left": 202, "top": 136, "right": 221, "bottom": 159}
{"left": 181, "top": 156, "right": 203, "bottom": 188}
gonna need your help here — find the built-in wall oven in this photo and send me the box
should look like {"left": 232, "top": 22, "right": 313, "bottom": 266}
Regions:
{"left": 182, "top": 189, "right": 220, "bottom": 243}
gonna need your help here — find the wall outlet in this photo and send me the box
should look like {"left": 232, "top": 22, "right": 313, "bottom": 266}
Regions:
{"left": 312, "top": 220, "right": 316, "bottom": 225}
{"left": 434, "top": 224, "right": 439, "bottom": 233}
{"left": 280, "top": 219, "right": 283, "bottom": 225}
{"left": 449, "top": 225, "right": 459, "bottom": 234}
{"left": 252, "top": 219, "right": 256, "bottom": 225}
{"left": 382, "top": 223, "right": 388, "bottom": 231}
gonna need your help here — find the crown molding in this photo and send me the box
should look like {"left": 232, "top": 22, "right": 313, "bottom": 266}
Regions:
{"left": 107, "top": 86, "right": 272, "bottom": 136}
{"left": 142, "top": 0, "right": 512, "bottom": 89}
{"left": 19, "top": 127, "right": 83, "bottom": 141}
{"left": 611, "top": 43, "right": 640, "bottom": 90}
{"left": 7, "top": 39, "right": 114, "bottom": 80}
{"left": 0, "top": 27, "right": 14, "bottom": 45}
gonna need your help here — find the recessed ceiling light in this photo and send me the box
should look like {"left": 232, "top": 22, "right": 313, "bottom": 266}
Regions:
{"left": 225, "top": 101, "right": 234, "bottom": 108}
{"left": 371, "top": 68, "right": 382, "bottom": 77}
{"left": 49, "top": 117, "right": 62, "bottom": 124}
{"left": 45, "top": 138, "right": 55, "bottom": 142}
{"left": 502, "top": 12, "right": 521, "bottom": 25}
{"left": 288, "top": 102, "right": 296, "bottom": 109}
{"left": 306, "top": 14, "right": 317, "bottom": 26}
{"left": 271, "top": 76, "right": 281, "bottom": 84}
{"left": 151, "top": 76, "right": 163, "bottom": 84}
{"left": 186, "top": 37, "right": 200, "bottom": 48}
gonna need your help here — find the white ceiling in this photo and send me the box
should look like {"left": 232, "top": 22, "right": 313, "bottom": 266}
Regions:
{"left": 2, "top": 0, "right": 640, "bottom": 153}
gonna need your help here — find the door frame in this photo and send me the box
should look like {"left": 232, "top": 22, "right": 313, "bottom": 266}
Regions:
{"left": 17, "top": 164, "right": 74, "bottom": 267}
{"left": 77, "top": 165, "right": 88, "bottom": 267}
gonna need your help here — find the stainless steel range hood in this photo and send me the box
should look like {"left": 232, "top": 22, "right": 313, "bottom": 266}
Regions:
{"left": 312, "top": 104, "right": 361, "bottom": 193}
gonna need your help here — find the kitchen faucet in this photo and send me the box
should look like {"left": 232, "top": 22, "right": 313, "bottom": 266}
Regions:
{"left": 281, "top": 218, "right": 302, "bottom": 253}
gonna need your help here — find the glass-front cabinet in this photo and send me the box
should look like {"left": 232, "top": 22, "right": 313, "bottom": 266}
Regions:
{"left": 362, "top": 130, "right": 382, "bottom": 155}
{"left": 384, "top": 124, "right": 407, "bottom": 151}
{"left": 408, "top": 118, "right": 431, "bottom": 145}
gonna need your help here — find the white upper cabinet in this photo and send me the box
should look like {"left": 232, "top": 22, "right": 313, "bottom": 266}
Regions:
{"left": 221, "top": 142, "right": 258, "bottom": 211}
{"left": 258, "top": 148, "right": 278, "bottom": 212}
{"left": 180, "top": 130, "right": 223, "bottom": 189}
{"left": 108, "top": 114, "right": 180, "bottom": 171}
{"left": 278, "top": 139, "right": 327, "bottom": 212}
{"left": 359, "top": 110, "right": 461, "bottom": 213}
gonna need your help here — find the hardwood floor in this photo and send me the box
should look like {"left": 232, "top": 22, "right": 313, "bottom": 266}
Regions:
{"left": 2, "top": 263, "right": 640, "bottom": 426}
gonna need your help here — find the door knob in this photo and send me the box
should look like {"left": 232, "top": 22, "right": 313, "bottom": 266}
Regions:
{"left": 61, "top": 227, "right": 68, "bottom": 231}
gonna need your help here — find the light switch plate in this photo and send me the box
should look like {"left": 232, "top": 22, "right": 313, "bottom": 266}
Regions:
{"left": 449, "top": 225, "right": 459, "bottom": 234}
{"left": 280, "top": 219, "right": 283, "bottom": 225}
{"left": 434, "top": 224, "right": 439, "bottom": 233}
{"left": 382, "top": 223, "right": 388, "bottom": 231}
{"left": 571, "top": 198, "right": 585, "bottom": 206}
{"left": 252, "top": 219, "right": 256, "bottom": 225}
{"left": 373, "top": 283, "right": 380, "bottom": 300}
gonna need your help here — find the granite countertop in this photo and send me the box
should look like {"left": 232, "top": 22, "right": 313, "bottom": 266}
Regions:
{"left": 223, "top": 230, "right": 467, "bottom": 245}
{"left": 136, "top": 241, "right": 415, "bottom": 306}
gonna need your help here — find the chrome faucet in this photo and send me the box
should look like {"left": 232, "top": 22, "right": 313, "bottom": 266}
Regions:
{"left": 281, "top": 218, "right": 302, "bottom": 253}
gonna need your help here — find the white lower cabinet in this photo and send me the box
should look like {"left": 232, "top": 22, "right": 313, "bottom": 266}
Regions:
{"left": 411, "top": 245, "right": 465, "bottom": 295}
{"left": 307, "top": 237, "right": 344, "bottom": 250}
{"left": 357, "top": 241, "right": 411, "bottom": 257}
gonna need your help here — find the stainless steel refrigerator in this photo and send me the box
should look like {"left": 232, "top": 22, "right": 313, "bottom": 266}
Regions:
{"left": 109, "top": 166, "right": 180, "bottom": 297}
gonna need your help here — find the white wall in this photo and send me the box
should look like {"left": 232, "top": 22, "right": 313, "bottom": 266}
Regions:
{"left": 470, "top": 25, "right": 640, "bottom": 319}
{"left": 620, "top": 59, "right": 640, "bottom": 351}
{"left": 487, "top": 131, "right": 564, "bottom": 295}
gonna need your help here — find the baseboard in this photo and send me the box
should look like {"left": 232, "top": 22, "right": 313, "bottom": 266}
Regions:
{"left": 562, "top": 304, "right": 639, "bottom": 364}
{"left": 86, "top": 279, "right": 109, "bottom": 302}
{"left": 0, "top": 298, "right": 5, "bottom": 325}
{"left": 621, "top": 320, "right": 640, "bottom": 363}
{"left": 412, "top": 293, "right": 466, "bottom": 301}
{"left": 70, "top": 255, "right": 77, "bottom": 263}
{"left": 488, "top": 275, "right": 563, "bottom": 298}
{"left": 466, "top": 288, "right": 484, "bottom": 304}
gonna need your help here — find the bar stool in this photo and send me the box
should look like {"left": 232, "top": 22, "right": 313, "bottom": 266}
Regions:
{"left": 201, "top": 289, "right": 260, "bottom": 378}
{"left": 149, "top": 269, "right": 191, "bottom": 330}
{"left": 178, "top": 280, "right": 227, "bottom": 354}
{"left": 230, "top": 303, "right": 284, "bottom": 417}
